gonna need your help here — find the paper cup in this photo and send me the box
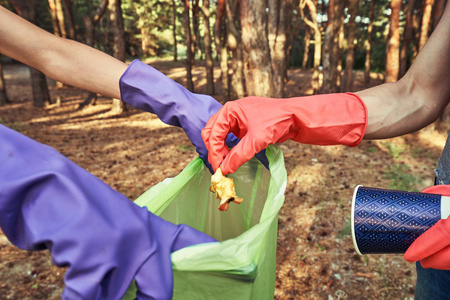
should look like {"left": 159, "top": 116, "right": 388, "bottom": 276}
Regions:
{"left": 351, "top": 185, "right": 450, "bottom": 255}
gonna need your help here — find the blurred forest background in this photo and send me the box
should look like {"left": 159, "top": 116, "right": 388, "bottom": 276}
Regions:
{"left": 0, "top": 0, "right": 449, "bottom": 299}
{"left": 0, "top": 0, "right": 447, "bottom": 108}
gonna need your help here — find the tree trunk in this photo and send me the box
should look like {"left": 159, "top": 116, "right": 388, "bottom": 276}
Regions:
{"left": 300, "top": 0, "right": 322, "bottom": 94}
{"left": 399, "top": 0, "right": 415, "bottom": 78}
{"left": 9, "top": 0, "right": 52, "bottom": 107}
{"left": 343, "top": 0, "right": 357, "bottom": 92}
{"left": 183, "top": 0, "right": 195, "bottom": 91}
{"left": 268, "top": 0, "right": 292, "bottom": 98}
{"left": 193, "top": 0, "right": 203, "bottom": 60}
{"left": 215, "top": 0, "right": 229, "bottom": 100}
{"left": 0, "top": 61, "right": 9, "bottom": 105}
{"left": 419, "top": 0, "right": 434, "bottom": 51}
{"left": 78, "top": 0, "right": 109, "bottom": 110}
{"left": 302, "top": 27, "right": 311, "bottom": 69}
{"left": 172, "top": 0, "right": 178, "bottom": 61}
{"left": 240, "top": 0, "right": 274, "bottom": 97}
{"left": 226, "top": 0, "right": 245, "bottom": 99}
{"left": 432, "top": 0, "right": 446, "bottom": 29}
{"left": 109, "top": 0, "right": 127, "bottom": 114}
{"left": 385, "top": 0, "right": 401, "bottom": 83}
{"left": 364, "top": 0, "right": 375, "bottom": 85}
{"left": 63, "top": 0, "right": 76, "bottom": 39}
{"left": 321, "top": 0, "right": 344, "bottom": 93}
{"left": 201, "top": 0, "right": 214, "bottom": 95}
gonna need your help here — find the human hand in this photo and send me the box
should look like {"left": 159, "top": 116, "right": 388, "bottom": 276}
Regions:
{"left": 0, "top": 125, "right": 216, "bottom": 299}
{"left": 404, "top": 185, "right": 450, "bottom": 270}
{"left": 201, "top": 93, "right": 367, "bottom": 174}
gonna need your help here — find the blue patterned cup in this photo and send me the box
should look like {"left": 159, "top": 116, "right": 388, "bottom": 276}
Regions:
{"left": 351, "top": 185, "right": 450, "bottom": 254}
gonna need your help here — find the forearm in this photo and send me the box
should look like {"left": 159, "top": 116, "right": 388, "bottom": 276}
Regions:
{"left": 357, "top": 1, "right": 450, "bottom": 140}
{"left": 0, "top": 6, "right": 127, "bottom": 99}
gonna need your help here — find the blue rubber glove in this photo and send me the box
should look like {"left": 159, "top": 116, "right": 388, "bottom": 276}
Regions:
{"left": 119, "top": 59, "right": 268, "bottom": 173}
{"left": 0, "top": 124, "right": 216, "bottom": 299}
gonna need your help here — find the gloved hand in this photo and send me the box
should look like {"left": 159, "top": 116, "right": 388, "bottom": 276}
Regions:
{"left": 119, "top": 59, "right": 268, "bottom": 173}
{"left": 404, "top": 185, "right": 450, "bottom": 270}
{"left": 201, "top": 93, "right": 367, "bottom": 174}
{"left": 0, "top": 124, "right": 216, "bottom": 299}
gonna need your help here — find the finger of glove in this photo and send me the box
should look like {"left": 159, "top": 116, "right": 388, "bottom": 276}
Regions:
{"left": 201, "top": 119, "right": 232, "bottom": 172}
{"left": 418, "top": 244, "right": 450, "bottom": 270}
{"left": 404, "top": 219, "right": 450, "bottom": 262}
{"left": 221, "top": 135, "right": 270, "bottom": 175}
{"left": 170, "top": 223, "right": 217, "bottom": 252}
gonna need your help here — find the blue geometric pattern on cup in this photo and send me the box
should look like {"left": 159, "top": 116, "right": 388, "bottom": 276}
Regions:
{"left": 354, "top": 187, "right": 441, "bottom": 254}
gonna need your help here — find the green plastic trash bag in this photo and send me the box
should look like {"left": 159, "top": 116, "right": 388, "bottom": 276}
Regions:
{"left": 122, "top": 145, "right": 286, "bottom": 300}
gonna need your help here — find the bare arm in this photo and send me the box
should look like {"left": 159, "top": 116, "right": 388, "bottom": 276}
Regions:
{"left": 0, "top": 5, "right": 127, "bottom": 99}
{"left": 357, "top": 1, "right": 450, "bottom": 139}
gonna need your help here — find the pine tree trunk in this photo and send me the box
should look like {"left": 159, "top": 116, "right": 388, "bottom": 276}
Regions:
{"left": 215, "top": 0, "right": 229, "bottom": 100}
{"left": 385, "top": 0, "right": 401, "bottom": 83}
{"left": 9, "top": 0, "right": 52, "bottom": 107}
{"left": 240, "top": 0, "right": 274, "bottom": 97}
{"left": 109, "top": 0, "right": 127, "bottom": 114}
{"left": 0, "top": 61, "right": 9, "bottom": 105}
{"left": 364, "top": 0, "right": 375, "bottom": 85}
{"left": 78, "top": 0, "right": 108, "bottom": 110}
{"left": 432, "top": 0, "right": 446, "bottom": 29}
{"left": 202, "top": 0, "right": 214, "bottom": 95}
{"left": 183, "top": 0, "right": 195, "bottom": 91}
{"left": 300, "top": 0, "right": 322, "bottom": 94}
{"left": 399, "top": 0, "right": 415, "bottom": 78}
{"left": 193, "top": 0, "right": 203, "bottom": 60}
{"left": 268, "top": 0, "right": 292, "bottom": 98}
{"left": 343, "top": 0, "right": 357, "bottom": 92}
{"left": 226, "top": 0, "right": 244, "bottom": 99}
{"left": 419, "top": 0, "right": 434, "bottom": 51}
{"left": 172, "top": 0, "right": 178, "bottom": 61}
{"left": 321, "top": 0, "right": 344, "bottom": 93}
{"left": 63, "top": 0, "right": 76, "bottom": 39}
{"left": 302, "top": 27, "right": 311, "bottom": 69}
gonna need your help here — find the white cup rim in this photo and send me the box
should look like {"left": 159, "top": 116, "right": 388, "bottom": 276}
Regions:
{"left": 351, "top": 185, "right": 363, "bottom": 256}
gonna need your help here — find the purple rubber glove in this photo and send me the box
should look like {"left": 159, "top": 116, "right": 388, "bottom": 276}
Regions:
{"left": 119, "top": 59, "right": 268, "bottom": 173}
{"left": 0, "top": 124, "right": 216, "bottom": 299}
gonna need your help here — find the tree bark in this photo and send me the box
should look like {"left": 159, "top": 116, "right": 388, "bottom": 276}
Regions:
{"left": 432, "top": 0, "right": 446, "bottom": 29}
{"left": 419, "top": 0, "right": 435, "bottom": 51}
{"left": 78, "top": 0, "right": 108, "bottom": 110}
{"left": 63, "top": 0, "right": 76, "bottom": 39}
{"left": 9, "top": 0, "right": 52, "bottom": 107}
{"left": 226, "top": 0, "right": 244, "bottom": 99}
{"left": 192, "top": 0, "right": 203, "bottom": 60}
{"left": 302, "top": 27, "right": 311, "bottom": 69}
{"left": 364, "top": 0, "right": 375, "bottom": 85}
{"left": 268, "top": 0, "right": 292, "bottom": 98}
{"left": 343, "top": 0, "right": 357, "bottom": 92}
{"left": 202, "top": 0, "right": 214, "bottom": 95}
{"left": 183, "top": 0, "right": 194, "bottom": 91}
{"left": 385, "top": 0, "right": 401, "bottom": 83}
{"left": 109, "top": 0, "right": 126, "bottom": 114}
{"left": 300, "top": 0, "right": 321, "bottom": 94}
{"left": 321, "top": 0, "right": 344, "bottom": 93}
{"left": 399, "top": 0, "right": 415, "bottom": 78}
{"left": 215, "top": 0, "right": 229, "bottom": 100}
{"left": 172, "top": 0, "right": 178, "bottom": 61}
{"left": 240, "top": 0, "right": 274, "bottom": 97}
{"left": 0, "top": 60, "right": 9, "bottom": 105}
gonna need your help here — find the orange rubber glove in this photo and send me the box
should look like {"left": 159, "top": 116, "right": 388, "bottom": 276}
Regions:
{"left": 201, "top": 93, "right": 367, "bottom": 174}
{"left": 404, "top": 185, "right": 450, "bottom": 269}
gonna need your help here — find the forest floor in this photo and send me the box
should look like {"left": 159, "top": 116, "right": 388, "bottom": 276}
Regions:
{"left": 0, "top": 59, "right": 448, "bottom": 300}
